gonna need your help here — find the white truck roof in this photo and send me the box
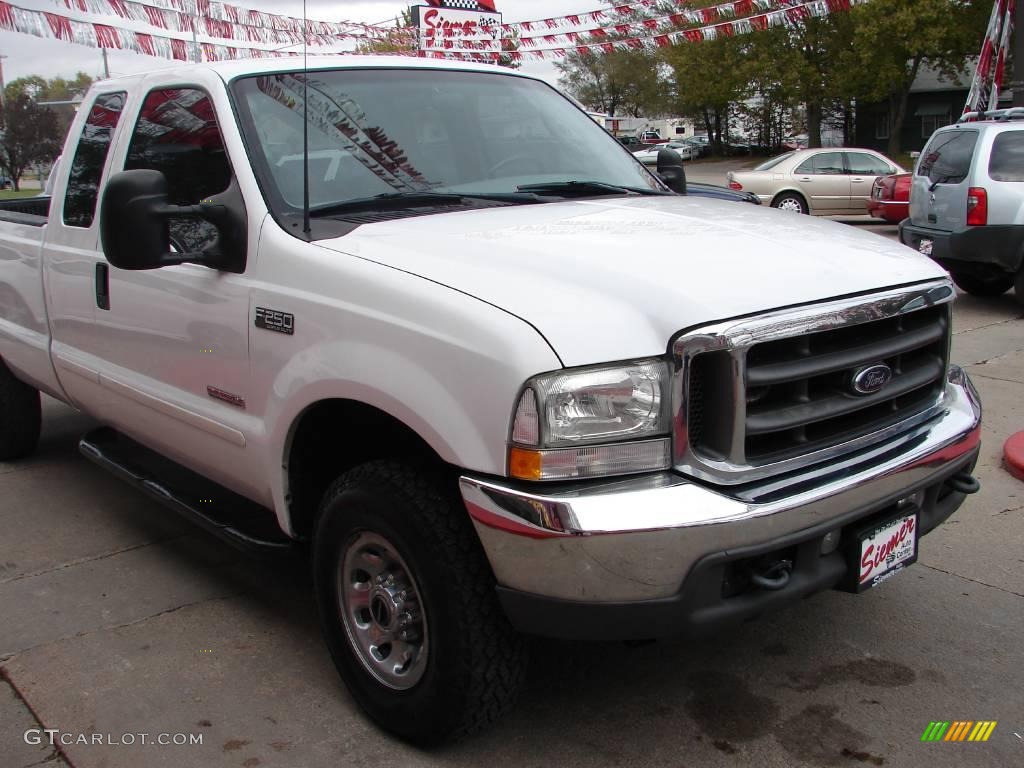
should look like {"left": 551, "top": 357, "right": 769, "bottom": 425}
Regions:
{"left": 104, "top": 54, "right": 530, "bottom": 84}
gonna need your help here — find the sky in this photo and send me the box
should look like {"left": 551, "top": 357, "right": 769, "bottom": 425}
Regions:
{"left": 0, "top": 1, "right": 602, "bottom": 88}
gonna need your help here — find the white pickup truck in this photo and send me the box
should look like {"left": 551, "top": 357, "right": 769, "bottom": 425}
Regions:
{"left": 0, "top": 57, "right": 982, "bottom": 744}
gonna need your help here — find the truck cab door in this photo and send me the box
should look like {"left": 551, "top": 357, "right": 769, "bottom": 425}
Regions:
{"left": 43, "top": 91, "right": 129, "bottom": 408}
{"left": 89, "top": 85, "right": 260, "bottom": 500}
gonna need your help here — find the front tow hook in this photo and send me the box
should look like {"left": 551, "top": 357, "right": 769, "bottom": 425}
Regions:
{"left": 748, "top": 559, "right": 793, "bottom": 591}
{"left": 946, "top": 471, "right": 981, "bottom": 495}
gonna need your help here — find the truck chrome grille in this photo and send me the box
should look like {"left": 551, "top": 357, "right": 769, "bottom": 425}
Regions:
{"left": 671, "top": 282, "right": 955, "bottom": 485}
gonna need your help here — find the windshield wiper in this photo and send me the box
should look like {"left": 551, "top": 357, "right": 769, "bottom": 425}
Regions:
{"left": 516, "top": 180, "right": 671, "bottom": 197}
{"left": 310, "top": 190, "right": 541, "bottom": 217}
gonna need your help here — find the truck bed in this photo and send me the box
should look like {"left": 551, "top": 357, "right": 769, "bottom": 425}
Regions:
{"left": 0, "top": 196, "right": 50, "bottom": 226}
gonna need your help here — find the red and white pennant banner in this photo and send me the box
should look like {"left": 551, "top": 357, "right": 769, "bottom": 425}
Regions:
{"left": 2, "top": 0, "right": 307, "bottom": 61}
{"left": 421, "top": 0, "right": 813, "bottom": 50}
{"left": 58, "top": 0, "right": 391, "bottom": 39}
{"left": 425, "top": 0, "right": 864, "bottom": 60}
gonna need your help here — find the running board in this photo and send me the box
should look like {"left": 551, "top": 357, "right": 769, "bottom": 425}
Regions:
{"left": 79, "top": 427, "right": 297, "bottom": 557}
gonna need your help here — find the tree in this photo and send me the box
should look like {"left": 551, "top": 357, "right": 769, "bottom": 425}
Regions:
{"left": 557, "top": 49, "right": 665, "bottom": 116}
{"left": 841, "top": 0, "right": 990, "bottom": 155}
{"left": 5, "top": 72, "right": 94, "bottom": 141}
{"left": 0, "top": 95, "right": 62, "bottom": 190}
{"left": 662, "top": 35, "right": 748, "bottom": 153}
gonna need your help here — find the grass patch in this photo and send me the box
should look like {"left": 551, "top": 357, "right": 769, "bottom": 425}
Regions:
{"left": 0, "top": 189, "right": 41, "bottom": 200}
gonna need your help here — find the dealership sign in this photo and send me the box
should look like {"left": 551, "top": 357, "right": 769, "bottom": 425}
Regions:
{"left": 412, "top": 4, "right": 503, "bottom": 54}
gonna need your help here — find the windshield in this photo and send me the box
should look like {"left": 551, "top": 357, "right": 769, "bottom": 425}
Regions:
{"left": 754, "top": 152, "right": 795, "bottom": 171}
{"left": 232, "top": 67, "right": 662, "bottom": 215}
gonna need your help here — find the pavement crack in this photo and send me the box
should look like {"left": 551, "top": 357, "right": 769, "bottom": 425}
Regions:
{"left": 1, "top": 672, "right": 76, "bottom": 768}
{"left": 918, "top": 563, "right": 1024, "bottom": 598}
{"left": 964, "top": 345, "right": 1024, "bottom": 368}
{"left": 953, "top": 315, "right": 1024, "bottom": 336}
{"left": 1, "top": 592, "right": 247, "bottom": 660}
{"left": 0, "top": 536, "right": 191, "bottom": 586}
{"left": 966, "top": 371, "right": 1024, "bottom": 385}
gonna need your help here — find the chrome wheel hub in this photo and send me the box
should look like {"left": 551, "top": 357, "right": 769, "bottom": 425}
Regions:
{"left": 777, "top": 198, "right": 803, "bottom": 213}
{"left": 339, "top": 531, "right": 428, "bottom": 689}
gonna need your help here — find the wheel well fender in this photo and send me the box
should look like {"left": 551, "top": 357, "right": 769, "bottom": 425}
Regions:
{"left": 771, "top": 189, "right": 807, "bottom": 208}
{"left": 283, "top": 399, "right": 447, "bottom": 540}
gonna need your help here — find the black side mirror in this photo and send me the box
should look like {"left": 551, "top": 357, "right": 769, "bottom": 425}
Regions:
{"left": 99, "top": 169, "right": 247, "bottom": 273}
{"left": 656, "top": 148, "right": 687, "bottom": 194}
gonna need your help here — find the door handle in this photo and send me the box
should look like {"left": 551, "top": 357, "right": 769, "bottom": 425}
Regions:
{"left": 798, "top": 176, "right": 813, "bottom": 182}
{"left": 851, "top": 178, "right": 868, "bottom": 183}
{"left": 95, "top": 263, "right": 110, "bottom": 311}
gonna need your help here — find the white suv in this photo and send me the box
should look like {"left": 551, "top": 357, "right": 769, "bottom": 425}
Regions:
{"left": 900, "top": 111, "right": 1024, "bottom": 303}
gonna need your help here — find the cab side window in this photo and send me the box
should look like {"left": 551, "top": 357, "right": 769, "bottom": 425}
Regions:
{"left": 63, "top": 92, "right": 127, "bottom": 228}
{"left": 124, "top": 88, "right": 231, "bottom": 252}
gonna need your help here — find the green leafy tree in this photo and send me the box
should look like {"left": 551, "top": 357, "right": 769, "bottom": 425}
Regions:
{"left": 557, "top": 48, "right": 664, "bottom": 116}
{"left": 841, "top": 0, "right": 990, "bottom": 155}
{"left": 5, "top": 72, "right": 94, "bottom": 141}
{"left": 662, "top": 34, "right": 748, "bottom": 153}
{"left": 0, "top": 94, "right": 62, "bottom": 190}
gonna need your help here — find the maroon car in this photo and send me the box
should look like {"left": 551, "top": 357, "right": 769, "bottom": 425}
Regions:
{"left": 867, "top": 172, "right": 911, "bottom": 223}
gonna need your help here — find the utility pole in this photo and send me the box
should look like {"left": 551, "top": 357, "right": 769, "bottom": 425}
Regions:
{"left": 101, "top": 47, "right": 110, "bottom": 79}
{"left": 0, "top": 54, "right": 7, "bottom": 109}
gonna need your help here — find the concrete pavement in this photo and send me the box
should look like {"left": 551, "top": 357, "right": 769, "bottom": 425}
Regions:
{"left": 2, "top": 295, "right": 1022, "bottom": 767}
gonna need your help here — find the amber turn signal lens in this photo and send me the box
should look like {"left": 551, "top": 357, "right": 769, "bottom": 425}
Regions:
{"left": 508, "top": 447, "right": 543, "bottom": 480}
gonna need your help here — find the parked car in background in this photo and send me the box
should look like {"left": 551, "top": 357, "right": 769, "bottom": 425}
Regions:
{"left": 639, "top": 130, "right": 667, "bottom": 144}
{"left": 682, "top": 136, "right": 711, "bottom": 157}
{"left": 900, "top": 111, "right": 1024, "bottom": 304}
{"left": 783, "top": 134, "right": 809, "bottom": 151}
{"left": 688, "top": 181, "right": 761, "bottom": 205}
{"left": 0, "top": 175, "right": 12, "bottom": 190}
{"left": 867, "top": 172, "right": 911, "bottom": 223}
{"left": 728, "top": 148, "right": 904, "bottom": 214}
{"left": 634, "top": 141, "right": 698, "bottom": 164}
{"left": 618, "top": 135, "right": 642, "bottom": 150}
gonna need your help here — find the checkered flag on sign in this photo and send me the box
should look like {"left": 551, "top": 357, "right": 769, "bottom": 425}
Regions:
{"left": 426, "top": 0, "right": 498, "bottom": 11}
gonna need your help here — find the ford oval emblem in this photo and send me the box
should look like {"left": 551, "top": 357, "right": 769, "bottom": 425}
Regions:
{"left": 851, "top": 363, "right": 892, "bottom": 395}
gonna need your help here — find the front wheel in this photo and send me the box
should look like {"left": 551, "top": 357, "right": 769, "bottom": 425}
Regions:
{"left": 313, "top": 461, "right": 526, "bottom": 745}
{"left": 951, "top": 270, "right": 1013, "bottom": 297}
{"left": 772, "top": 192, "right": 808, "bottom": 214}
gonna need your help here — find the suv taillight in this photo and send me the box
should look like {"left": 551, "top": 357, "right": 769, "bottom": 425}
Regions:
{"left": 967, "top": 187, "right": 987, "bottom": 226}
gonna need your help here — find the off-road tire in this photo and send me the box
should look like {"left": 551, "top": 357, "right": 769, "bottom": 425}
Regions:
{"left": 0, "top": 359, "right": 41, "bottom": 460}
{"left": 312, "top": 460, "right": 526, "bottom": 745}
{"left": 772, "top": 192, "right": 809, "bottom": 214}
{"left": 951, "top": 270, "right": 1013, "bottom": 297}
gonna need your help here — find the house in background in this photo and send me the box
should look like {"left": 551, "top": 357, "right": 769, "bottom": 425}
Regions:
{"left": 855, "top": 62, "right": 1010, "bottom": 153}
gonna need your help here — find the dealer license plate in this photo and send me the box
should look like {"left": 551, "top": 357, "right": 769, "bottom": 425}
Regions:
{"left": 918, "top": 238, "right": 933, "bottom": 256}
{"left": 855, "top": 512, "right": 918, "bottom": 591}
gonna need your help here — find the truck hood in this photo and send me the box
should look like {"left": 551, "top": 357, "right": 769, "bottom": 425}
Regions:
{"left": 315, "top": 196, "right": 947, "bottom": 367}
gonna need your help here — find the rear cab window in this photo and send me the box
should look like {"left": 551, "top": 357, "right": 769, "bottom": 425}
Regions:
{"left": 63, "top": 92, "right": 127, "bottom": 228}
{"left": 987, "top": 131, "right": 1024, "bottom": 181}
{"left": 916, "top": 130, "right": 978, "bottom": 185}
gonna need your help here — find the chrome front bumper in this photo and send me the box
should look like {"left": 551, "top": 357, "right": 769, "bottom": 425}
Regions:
{"left": 460, "top": 367, "right": 981, "bottom": 605}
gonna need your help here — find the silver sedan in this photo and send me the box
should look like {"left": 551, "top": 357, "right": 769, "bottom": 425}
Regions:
{"left": 728, "top": 148, "right": 905, "bottom": 215}
{"left": 633, "top": 141, "right": 699, "bottom": 165}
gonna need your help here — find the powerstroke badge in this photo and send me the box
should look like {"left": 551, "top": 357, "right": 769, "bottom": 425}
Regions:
{"left": 255, "top": 307, "right": 294, "bottom": 335}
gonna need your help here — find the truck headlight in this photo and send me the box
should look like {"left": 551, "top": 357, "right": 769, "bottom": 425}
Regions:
{"left": 508, "top": 359, "right": 672, "bottom": 480}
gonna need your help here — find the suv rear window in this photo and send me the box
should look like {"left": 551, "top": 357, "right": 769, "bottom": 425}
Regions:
{"left": 988, "top": 131, "right": 1024, "bottom": 181}
{"left": 917, "top": 130, "right": 978, "bottom": 184}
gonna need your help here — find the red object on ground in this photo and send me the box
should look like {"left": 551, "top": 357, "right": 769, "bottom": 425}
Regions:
{"left": 1005, "top": 431, "right": 1024, "bottom": 481}
{"left": 867, "top": 172, "right": 911, "bottom": 223}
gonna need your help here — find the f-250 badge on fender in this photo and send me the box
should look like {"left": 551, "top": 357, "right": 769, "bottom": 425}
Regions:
{"left": 255, "top": 307, "right": 294, "bottom": 335}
